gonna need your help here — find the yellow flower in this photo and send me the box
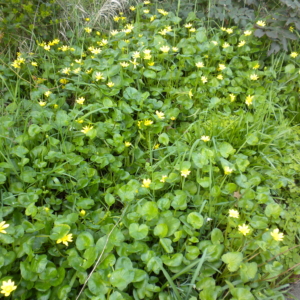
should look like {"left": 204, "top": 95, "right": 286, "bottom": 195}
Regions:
{"left": 54, "top": 104, "right": 59, "bottom": 109}
{"left": 56, "top": 233, "right": 73, "bottom": 246}
{"left": 59, "top": 45, "right": 70, "bottom": 52}
{"left": 86, "top": 68, "right": 93, "bottom": 74}
{"left": 107, "top": 82, "right": 115, "bottom": 88}
{"left": 201, "top": 76, "right": 208, "bottom": 83}
{"left": 238, "top": 40, "right": 246, "bottom": 47}
{"left": 222, "top": 42, "right": 230, "bottom": 48}
{"left": 244, "top": 30, "right": 252, "bottom": 36}
{"left": 62, "top": 67, "right": 71, "bottom": 75}
{"left": 229, "top": 209, "right": 239, "bottom": 218}
{"left": 73, "top": 67, "right": 81, "bottom": 74}
{"left": 188, "top": 89, "right": 193, "bottom": 98}
{"left": 153, "top": 143, "right": 160, "bottom": 149}
{"left": 172, "top": 47, "right": 178, "bottom": 52}
{"left": 85, "top": 18, "right": 90, "bottom": 21}
{"left": 196, "top": 62, "right": 204, "bottom": 68}
{"left": 111, "top": 30, "right": 119, "bottom": 36}
{"left": 76, "top": 97, "right": 85, "bottom": 105}
{"left": 229, "top": 94, "right": 236, "bottom": 102}
{"left": 217, "top": 74, "right": 223, "bottom": 80}
{"left": 189, "top": 28, "right": 196, "bottom": 32}
{"left": 250, "top": 74, "right": 259, "bottom": 81}
{"left": 11, "top": 61, "right": 21, "bottom": 69}
{"left": 170, "top": 116, "right": 176, "bottom": 120}
{"left": 84, "top": 27, "right": 92, "bottom": 33}
{"left": 142, "top": 178, "right": 151, "bottom": 188}
{"left": 144, "top": 0, "right": 150, "bottom": 4}
{"left": 120, "top": 62, "right": 129, "bottom": 67}
{"left": 144, "top": 119, "right": 153, "bottom": 126}
{"left": 160, "top": 175, "right": 168, "bottom": 182}
{"left": 290, "top": 52, "right": 298, "bottom": 58}
{"left": 157, "top": 9, "right": 168, "bottom": 16}
{"left": 31, "top": 62, "right": 38, "bottom": 67}
{"left": 60, "top": 78, "right": 69, "bottom": 84}
{"left": 289, "top": 26, "right": 294, "bottom": 32}
{"left": 129, "top": 6, "right": 136, "bottom": 11}
{"left": 148, "top": 62, "right": 155, "bottom": 66}
{"left": 130, "top": 59, "right": 139, "bottom": 68}
{"left": 245, "top": 95, "right": 254, "bottom": 106}
{"left": 95, "top": 72, "right": 104, "bottom": 81}
{"left": 181, "top": 169, "right": 191, "bottom": 178}
{"left": 201, "top": 135, "right": 210, "bottom": 142}
{"left": 150, "top": 15, "right": 156, "bottom": 22}
{"left": 143, "top": 9, "right": 149, "bottom": 14}
{"left": 218, "top": 64, "right": 226, "bottom": 71}
{"left": 44, "top": 91, "right": 52, "bottom": 97}
{"left": 81, "top": 125, "right": 94, "bottom": 134}
{"left": 91, "top": 48, "right": 101, "bottom": 55}
{"left": 238, "top": 224, "right": 250, "bottom": 236}
{"left": 224, "top": 166, "right": 233, "bottom": 175}
{"left": 256, "top": 20, "right": 266, "bottom": 27}
{"left": 80, "top": 210, "right": 86, "bottom": 217}
{"left": 0, "top": 221, "right": 9, "bottom": 234}
{"left": 211, "top": 41, "right": 218, "bottom": 45}
{"left": 125, "top": 141, "right": 132, "bottom": 147}
{"left": 253, "top": 63, "right": 260, "bottom": 70}
{"left": 44, "top": 45, "right": 50, "bottom": 51}
{"left": 156, "top": 111, "right": 165, "bottom": 119}
{"left": 270, "top": 228, "right": 284, "bottom": 241}
{"left": 226, "top": 28, "right": 233, "bottom": 34}
{"left": 184, "top": 23, "right": 193, "bottom": 28}
{"left": 0, "top": 279, "right": 17, "bottom": 297}
{"left": 39, "top": 101, "right": 47, "bottom": 107}
{"left": 160, "top": 45, "right": 170, "bottom": 53}
{"left": 76, "top": 119, "right": 84, "bottom": 123}
{"left": 113, "top": 16, "right": 120, "bottom": 22}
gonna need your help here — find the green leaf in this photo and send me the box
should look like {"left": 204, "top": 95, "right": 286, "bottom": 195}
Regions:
{"left": 196, "top": 28, "right": 207, "bottom": 43}
{"left": 162, "top": 253, "right": 183, "bottom": 267}
{"left": 11, "top": 145, "right": 29, "bottom": 158}
{"left": 187, "top": 212, "right": 204, "bottom": 229}
{"left": 154, "top": 223, "right": 168, "bottom": 238}
{"left": 285, "top": 64, "right": 295, "bottom": 74}
{"left": 222, "top": 252, "right": 243, "bottom": 272}
{"left": 211, "top": 228, "right": 224, "bottom": 244}
{"left": 88, "top": 272, "right": 109, "bottom": 295}
{"left": 28, "top": 124, "right": 41, "bottom": 137}
{"left": 129, "top": 223, "right": 149, "bottom": 240}
{"left": 265, "top": 203, "right": 282, "bottom": 218}
{"left": 76, "top": 232, "right": 94, "bottom": 250}
{"left": 50, "top": 224, "right": 70, "bottom": 240}
{"left": 160, "top": 238, "right": 173, "bottom": 253}
{"left": 239, "top": 262, "right": 257, "bottom": 283}
{"left": 140, "top": 201, "right": 159, "bottom": 221}
{"left": 231, "top": 288, "right": 255, "bottom": 300}
{"left": 246, "top": 133, "right": 259, "bottom": 145}
{"left": 158, "top": 133, "right": 169, "bottom": 145}
{"left": 143, "top": 70, "right": 157, "bottom": 78}
{"left": 110, "top": 268, "right": 135, "bottom": 290}
{"left": 105, "top": 193, "right": 115, "bottom": 206}
{"left": 171, "top": 190, "right": 187, "bottom": 210}
{"left": 218, "top": 142, "right": 235, "bottom": 158}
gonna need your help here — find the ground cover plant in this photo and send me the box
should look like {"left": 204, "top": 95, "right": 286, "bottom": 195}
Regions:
{"left": 0, "top": 2, "right": 300, "bottom": 299}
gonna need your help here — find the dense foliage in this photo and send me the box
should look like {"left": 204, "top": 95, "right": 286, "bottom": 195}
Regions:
{"left": 0, "top": 2, "right": 300, "bottom": 300}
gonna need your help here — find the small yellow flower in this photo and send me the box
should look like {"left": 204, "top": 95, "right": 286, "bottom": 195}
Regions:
{"left": 160, "top": 45, "right": 170, "bottom": 53}
{"left": 31, "top": 62, "right": 38, "bottom": 67}
{"left": 0, "top": 279, "right": 17, "bottom": 297}
{"left": 130, "top": 59, "right": 139, "bottom": 68}
{"left": 54, "top": 104, "right": 59, "bottom": 109}
{"left": 144, "top": 0, "right": 150, "bottom": 4}
{"left": 188, "top": 89, "right": 193, "bottom": 98}
{"left": 84, "top": 27, "right": 92, "bottom": 33}
{"left": 229, "top": 209, "right": 239, "bottom": 218}
{"left": 253, "top": 63, "right": 260, "bottom": 70}
{"left": 86, "top": 68, "right": 93, "bottom": 74}
{"left": 181, "top": 169, "right": 191, "bottom": 178}
{"left": 245, "top": 95, "right": 254, "bottom": 106}
{"left": 144, "top": 119, "right": 153, "bottom": 126}
{"left": 170, "top": 116, "right": 176, "bottom": 120}
{"left": 73, "top": 67, "right": 81, "bottom": 74}
{"left": 76, "top": 119, "right": 84, "bottom": 123}
{"left": 132, "top": 51, "right": 140, "bottom": 59}
{"left": 107, "top": 82, "right": 115, "bottom": 88}
{"left": 211, "top": 41, "right": 218, "bottom": 45}
{"left": 290, "top": 52, "right": 298, "bottom": 58}
{"left": 160, "top": 175, "right": 168, "bottom": 182}
{"left": 81, "top": 125, "right": 94, "bottom": 134}
{"left": 153, "top": 143, "right": 160, "bottom": 149}
{"left": 217, "top": 74, "right": 223, "bottom": 80}
{"left": 270, "top": 228, "right": 284, "bottom": 241}
{"left": 56, "top": 233, "right": 73, "bottom": 246}
{"left": 289, "top": 26, "right": 294, "bottom": 33}
{"left": 224, "top": 166, "right": 233, "bottom": 175}
{"left": 196, "top": 62, "right": 204, "bottom": 68}
{"left": 226, "top": 28, "right": 233, "bottom": 34}
{"left": 229, "top": 94, "right": 236, "bottom": 102}
{"left": 80, "top": 210, "right": 86, "bottom": 217}
{"left": 142, "top": 178, "right": 151, "bottom": 188}
{"left": 129, "top": 6, "right": 136, "bottom": 11}
{"left": 222, "top": 42, "right": 230, "bottom": 48}
{"left": 39, "top": 101, "right": 47, "bottom": 107}
{"left": 256, "top": 20, "right": 266, "bottom": 27}
{"left": 44, "top": 91, "right": 51, "bottom": 97}
{"left": 113, "top": 16, "right": 120, "bottom": 22}
{"left": 238, "top": 224, "right": 250, "bottom": 236}
{"left": 189, "top": 28, "right": 196, "bottom": 32}
{"left": 120, "top": 62, "right": 129, "bottom": 67}
{"left": 11, "top": 61, "right": 21, "bottom": 69}
{"left": 238, "top": 40, "right": 246, "bottom": 47}
{"left": 91, "top": 48, "right": 101, "bottom": 55}
{"left": 59, "top": 78, "right": 69, "bottom": 85}
{"left": 172, "top": 47, "right": 178, "bottom": 52}
{"left": 85, "top": 18, "right": 90, "bottom": 21}
{"left": 201, "top": 135, "right": 210, "bottom": 142}
{"left": 44, "top": 45, "right": 50, "bottom": 51}
{"left": 44, "top": 207, "right": 50, "bottom": 211}
{"left": 156, "top": 111, "right": 165, "bottom": 120}
{"left": 244, "top": 30, "right": 252, "bottom": 36}
{"left": 157, "top": 9, "right": 168, "bottom": 16}
{"left": 158, "top": 29, "right": 167, "bottom": 36}
{"left": 148, "top": 62, "right": 155, "bottom": 66}
{"left": 76, "top": 97, "right": 85, "bottom": 105}
{"left": 201, "top": 76, "right": 208, "bottom": 83}
{"left": 250, "top": 74, "right": 259, "bottom": 80}
{"left": 150, "top": 15, "right": 156, "bottom": 22}
{"left": 143, "top": 9, "right": 149, "bottom": 14}
{"left": 218, "top": 64, "right": 226, "bottom": 71}
{"left": 184, "top": 23, "right": 193, "bottom": 28}
{"left": 0, "top": 221, "right": 9, "bottom": 234}
{"left": 125, "top": 141, "right": 132, "bottom": 147}
{"left": 95, "top": 72, "right": 104, "bottom": 81}
{"left": 111, "top": 30, "right": 119, "bottom": 36}
{"left": 62, "top": 67, "right": 71, "bottom": 75}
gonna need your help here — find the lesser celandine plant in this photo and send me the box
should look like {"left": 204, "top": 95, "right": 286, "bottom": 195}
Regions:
{"left": 0, "top": 2, "right": 300, "bottom": 299}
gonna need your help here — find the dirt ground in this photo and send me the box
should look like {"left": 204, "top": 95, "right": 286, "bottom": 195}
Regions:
{"left": 286, "top": 281, "right": 300, "bottom": 300}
